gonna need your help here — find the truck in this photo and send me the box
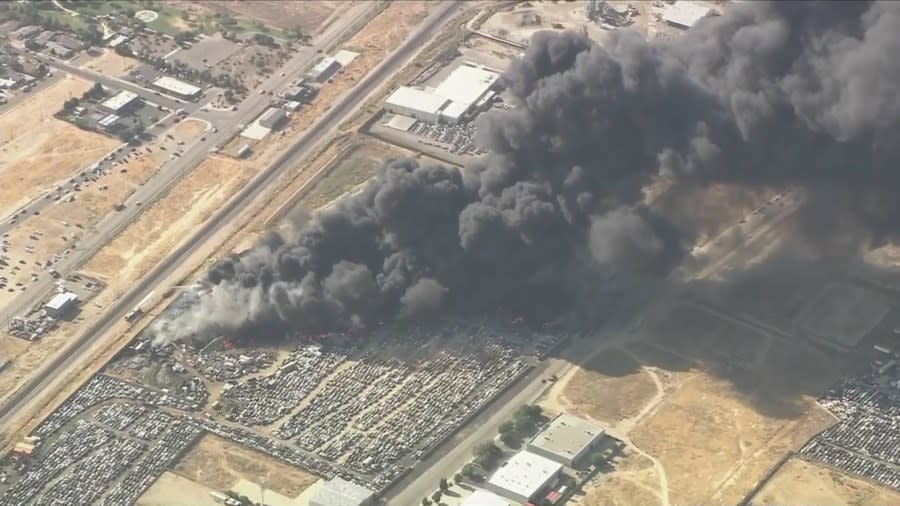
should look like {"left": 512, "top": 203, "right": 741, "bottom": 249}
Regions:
{"left": 124, "top": 291, "right": 154, "bottom": 323}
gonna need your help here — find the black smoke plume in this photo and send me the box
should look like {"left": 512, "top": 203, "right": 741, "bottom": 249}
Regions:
{"left": 154, "top": 1, "right": 900, "bottom": 343}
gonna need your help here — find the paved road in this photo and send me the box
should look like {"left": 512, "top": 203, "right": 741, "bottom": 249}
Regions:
{"left": 0, "top": 2, "right": 376, "bottom": 331}
{"left": 0, "top": 0, "right": 460, "bottom": 436}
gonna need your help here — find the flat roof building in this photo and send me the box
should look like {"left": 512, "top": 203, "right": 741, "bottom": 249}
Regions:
{"left": 461, "top": 490, "right": 510, "bottom": 506}
{"left": 152, "top": 76, "right": 202, "bottom": 99}
{"left": 101, "top": 90, "right": 141, "bottom": 113}
{"left": 485, "top": 451, "right": 562, "bottom": 504}
{"left": 52, "top": 33, "right": 85, "bottom": 51}
{"left": 527, "top": 412, "right": 606, "bottom": 467}
{"left": 663, "top": 1, "right": 715, "bottom": 29}
{"left": 384, "top": 86, "right": 449, "bottom": 123}
{"left": 258, "top": 107, "right": 287, "bottom": 129}
{"left": 45, "top": 42, "right": 74, "bottom": 59}
{"left": 433, "top": 63, "right": 500, "bottom": 111}
{"left": 309, "top": 57, "right": 341, "bottom": 82}
{"left": 45, "top": 292, "right": 77, "bottom": 318}
{"left": 309, "top": 477, "right": 374, "bottom": 506}
{"left": 98, "top": 113, "right": 121, "bottom": 131}
{"left": 439, "top": 100, "right": 469, "bottom": 124}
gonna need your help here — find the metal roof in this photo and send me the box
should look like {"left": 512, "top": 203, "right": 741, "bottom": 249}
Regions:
{"left": 529, "top": 413, "right": 605, "bottom": 462}
{"left": 487, "top": 451, "right": 561, "bottom": 500}
{"left": 433, "top": 63, "right": 500, "bottom": 108}
{"left": 152, "top": 76, "right": 202, "bottom": 96}
{"left": 663, "top": 1, "right": 714, "bottom": 29}
{"left": 310, "top": 477, "right": 373, "bottom": 506}
{"left": 385, "top": 86, "right": 449, "bottom": 116}
{"left": 101, "top": 90, "right": 139, "bottom": 111}
{"left": 461, "top": 490, "right": 510, "bottom": 506}
{"left": 46, "top": 292, "right": 77, "bottom": 310}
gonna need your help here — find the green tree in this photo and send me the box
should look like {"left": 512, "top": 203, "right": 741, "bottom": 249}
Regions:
{"left": 439, "top": 478, "right": 449, "bottom": 492}
{"left": 454, "top": 472, "right": 464, "bottom": 484}
{"left": 431, "top": 491, "right": 442, "bottom": 503}
{"left": 421, "top": 499, "right": 430, "bottom": 506}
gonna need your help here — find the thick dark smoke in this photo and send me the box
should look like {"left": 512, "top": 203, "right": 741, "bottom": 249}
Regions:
{"left": 154, "top": 1, "right": 900, "bottom": 343}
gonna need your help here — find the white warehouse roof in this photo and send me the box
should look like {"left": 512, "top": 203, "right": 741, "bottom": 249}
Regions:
{"left": 46, "top": 292, "right": 77, "bottom": 310}
{"left": 152, "top": 76, "right": 202, "bottom": 97}
{"left": 663, "top": 1, "right": 715, "bottom": 29}
{"left": 433, "top": 63, "right": 500, "bottom": 109}
{"left": 529, "top": 413, "right": 605, "bottom": 463}
{"left": 310, "top": 477, "right": 373, "bottom": 506}
{"left": 385, "top": 86, "right": 449, "bottom": 116}
{"left": 101, "top": 89, "right": 139, "bottom": 111}
{"left": 487, "top": 451, "right": 561, "bottom": 501}
{"left": 461, "top": 490, "right": 510, "bottom": 506}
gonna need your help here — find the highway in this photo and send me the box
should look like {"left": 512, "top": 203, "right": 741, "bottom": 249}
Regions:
{"left": 0, "top": 0, "right": 460, "bottom": 440}
{"left": 0, "top": 2, "right": 376, "bottom": 338}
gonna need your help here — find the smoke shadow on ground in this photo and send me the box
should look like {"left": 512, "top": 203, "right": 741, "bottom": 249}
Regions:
{"left": 561, "top": 253, "right": 892, "bottom": 420}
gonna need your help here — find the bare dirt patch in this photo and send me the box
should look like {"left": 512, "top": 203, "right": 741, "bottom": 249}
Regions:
{"left": 0, "top": 77, "right": 118, "bottom": 219}
{"left": 555, "top": 349, "right": 657, "bottom": 425}
{"left": 174, "top": 434, "right": 318, "bottom": 498}
{"left": 83, "top": 49, "right": 139, "bottom": 77}
{"left": 749, "top": 457, "right": 900, "bottom": 506}
{"left": 138, "top": 471, "right": 219, "bottom": 506}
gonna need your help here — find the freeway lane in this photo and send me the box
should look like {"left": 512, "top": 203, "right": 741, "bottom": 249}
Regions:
{"left": 0, "top": 0, "right": 460, "bottom": 434}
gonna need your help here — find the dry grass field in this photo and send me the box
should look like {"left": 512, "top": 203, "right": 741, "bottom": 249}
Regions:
{"left": 174, "top": 435, "right": 318, "bottom": 498}
{"left": 749, "top": 458, "right": 900, "bottom": 506}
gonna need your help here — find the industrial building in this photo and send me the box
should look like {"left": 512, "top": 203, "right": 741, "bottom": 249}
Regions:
{"left": 98, "top": 114, "right": 121, "bottom": 131}
{"left": 384, "top": 86, "right": 449, "bottom": 123}
{"left": 258, "top": 107, "right": 287, "bottom": 129}
{"left": 100, "top": 90, "right": 141, "bottom": 114}
{"left": 382, "top": 62, "right": 501, "bottom": 125}
{"left": 527, "top": 413, "right": 606, "bottom": 467}
{"left": 663, "top": 1, "right": 716, "bottom": 29}
{"left": 309, "top": 57, "right": 341, "bottom": 82}
{"left": 485, "top": 451, "right": 562, "bottom": 504}
{"left": 461, "top": 490, "right": 510, "bottom": 506}
{"left": 309, "top": 477, "right": 374, "bottom": 506}
{"left": 152, "top": 76, "right": 202, "bottom": 99}
{"left": 44, "top": 292, "right": 78, "bottom": 318}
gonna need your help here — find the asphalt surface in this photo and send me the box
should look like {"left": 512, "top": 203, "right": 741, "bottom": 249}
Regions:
{"left": 0, "top": 0, "right": 459, "bottom": 437}
{"left": 0, "top": 3, "right": 376, "bottom": 331}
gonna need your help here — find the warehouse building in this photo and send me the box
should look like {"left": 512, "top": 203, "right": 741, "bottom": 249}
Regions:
{"left": 384, "top": 86, "right": 449, "bottom": 123}
{"left": 382, "top": 62, "right": 501, "bottom": 124}
{"left": 310, "top": 477, "right": 374, "bottom": 506}
{"left": 485, "top": 451, "right": 562, "bottom": 504}
{"left": 44, "top": 292, "right": 78, "bottom": 318}
{"left": 258, "top": 107, "right": 287, "bottom": 129}
{"left": 152, "top": 76, "right": 202, "bottom": 99}
{"left": 461, "top": 490, "right": 510, "bottom": 506}
{"left": 101, "top": 90, "right": 141, "bottom": 114}
{"left": 309, "top": 57, "right": 341, "bottom": 82}
{"left": 663, "top": 1, "right": 716, "bottom": 29}
{"left": 527, "top": 413, "right": 606, "bottom": 467}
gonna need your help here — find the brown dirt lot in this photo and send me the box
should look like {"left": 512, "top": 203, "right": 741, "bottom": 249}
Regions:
{"left": 83, "top": 49, "right": 138, "bottom": 77}
{"left": 749, "top": 457, "right": 900, "bottom": 506}
{"left": 174, "top": 434, "right": 318, "bottom": 498}
{"left": 0, "top": 77, "right": 118, "bottom": 220}
{"left": 554, "top": 349, "right": 658, "bottom": 426}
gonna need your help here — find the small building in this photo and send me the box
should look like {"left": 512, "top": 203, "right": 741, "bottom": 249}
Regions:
{"left": 52, "top": 33, "right": 85, "bottom": 51}
{"left": 284, "top": 84, "right": 318, "bottom": 103}
{"left": 44, "top": 41, "right": 74, "bottom": 59}
{"left": 12, "top": 25, "right": 41, "bottom": 40}
{"left": 663, "top": 1, "right": 715, "bottom": 30}
{"left": 527, "top": 413, "right": 606, "bottom": 467}
{"left": 485, "top": 451, "right": 562, "bottom": 504}
{"left": 152, "top": 76, "right": 202, "bottom": 99}
{"left": 33, "top": 30, "right": 57, "bottom": 48}
{"left": 100, "top": 89, "right": 141, "bottom": 113}
{"left": 309, "top": 477, "right": 374, "bottom": 506}
{"left": 107, "top": 34, "right": 129, "bottom": 48}
{"left": 98, "top": 113, "right": 122, "bottom": 131}
{"left": 237, "top": 144, "right": 251, "bottom": 158}
{"left": 283, "top": 100, "right": 302, "bottom": 112}
{"left": 309, "top": 56, "right": 341, "bottom": 82}
{"left": 44, "top": 292, "right": 78, "bottom": 318}
{"left": 258, "top": 107, "right": 287, "bottom": 129}
{"left": 384, "top": 86, "right": 448, "bottom": 123}
{"left": 461, "top": 490, "right": 510, "bottom": 506}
